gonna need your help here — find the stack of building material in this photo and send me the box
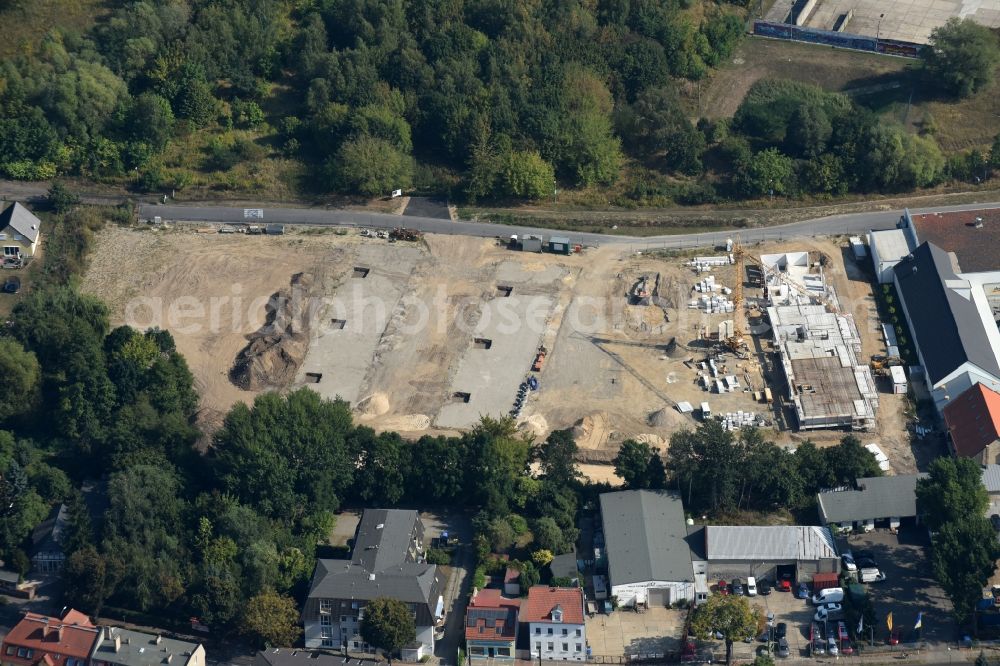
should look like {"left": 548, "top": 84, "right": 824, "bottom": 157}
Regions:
{"left": 720, "top": 411, "right": 759, "bottom": 431}
{"left": 687, "top": 256, "right": 734, "bottom": 272}
{"left": 864, "top": 443, "right": 892, "bottom": 472}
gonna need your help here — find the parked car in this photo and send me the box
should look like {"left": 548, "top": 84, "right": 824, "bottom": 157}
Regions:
{"left": 796, "top": 583, "right": 810, "bottom": 599}
{"left": 774, "top": 623, "right": 787, "bottom": 640}
{"left": 3, "top": 276, "right": 20, "bottom": 293}
{"left": 856, "top": 557, "right": 878, "bottom": 569}
{"left": 814, "top": 603, "right": 844, "bottom": 623}
{"left": 746, "top": 577, "right": 757, "bottom": 596}
{"left": 889, "top": 628, "right": 902, "bottom": 645}
{"left": 717, "top": 580, "right": 729, "bottom": 595}
{"left": 841, "top": 553, "right": 857, "bottom": 571}
{"left": 810, "top": 624, "right": 825, "bottom": 656}
{"left": 812, "top": 588, "right": 845, "bottom": 605}
{"left": 731, "top": 578, "right": 744, "bottom": 596}
{"left": 779, "top": 573, "right": 793, "bottom": 592}
{"left": 776, "top": 637, "right": 790, "bottom": 658}
{"left": 837, "top": 622, "right": 854, "bottom": 655}
{"left": 826, "top": 637, "right": 839, "bottom": 656}
{"left": 758, "top": 579, "right": 772, "bottom": 595}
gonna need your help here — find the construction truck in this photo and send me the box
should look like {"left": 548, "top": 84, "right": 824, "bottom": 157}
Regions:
{"left": 870, "top": 354, "right": 903, "bottom": 375}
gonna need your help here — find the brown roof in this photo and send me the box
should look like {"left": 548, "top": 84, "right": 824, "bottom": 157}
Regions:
{"left": 910, "top": 208, "right": 1000, "bottom": 273}
{"left": 1, "top": 610, "right": 100, "bottom": 666}
{"left": 465, "top": 590, "right": 520, "bottom": 642}
{"left": 520, "top": 586, "right": 585, "bottom": 625}
{"left": 944, "top": 383, "right": 1000, "bottom": 458}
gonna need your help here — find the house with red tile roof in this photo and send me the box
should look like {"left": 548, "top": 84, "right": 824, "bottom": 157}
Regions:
{"left": 465, "top": 589, "right": 520, "bottom": 662}
{"left": 520, "top": 587, "right": 587, "bottom": 662}
{"left": 944, "top": 383, "right": 1000, "bottom": 463}
{"left": 1, "top": 609, "right": 100, "bottom": 666}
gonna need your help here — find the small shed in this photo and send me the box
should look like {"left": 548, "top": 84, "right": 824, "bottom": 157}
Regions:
{"left": 265, "top": 223, "right": 285, "bottom": 235}
{"left": 549, "top": 236, "right": 571, "bottom": 255}
{"left": 521, "top": 235, "right": 543, "bottom": 252}
{"left": 849, "top": 236, "right": 867, "bottom": 260}
{"left": 890, "top": 366, "right": 907, "bottom": 394}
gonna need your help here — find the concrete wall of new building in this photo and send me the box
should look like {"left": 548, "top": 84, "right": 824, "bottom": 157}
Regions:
{"left": 609, "top": 580, "right": 693, "bottom": 607}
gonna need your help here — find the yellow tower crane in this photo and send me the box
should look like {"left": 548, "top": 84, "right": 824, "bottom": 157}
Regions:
{"left": 726, "top": 235, "right": 748, "bottom": 353}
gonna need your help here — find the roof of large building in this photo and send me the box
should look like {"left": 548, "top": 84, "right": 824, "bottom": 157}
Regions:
{"left": 704, "top": 526, "right": 837, "bottom": 561}
{"left": 91, "top": 627, "right": 202, "bottom": 666}
{"left": 307, "top": 509, "right": 439, "bottom": 607}
{"left": 3, "top": 610, "right": 100, "bottom": 660}
{"left": 255, "top": 650, "right": 376, "bottom": 666}
{"left": 817, "top": 474, "right": 929, "bottom": 523}
{"left": 893, "top": 243, "right": 1000, "bottom": 385}
{"left": 944, "top": 383, "right": 1000, "bottom": 458}
{"left": 0, "top": 202, "right": 41, "bottom": 243}
{"left": 599, "top": 490, "right": 694, "bottom": 586}
{"left": 465, "top": 590, "right": 519, "bottom": 642}
{"left": 910, "top": 208, "right": 1000, "bottom": 274}
{"left": 520, "top": 586, "right": 585, "bottom": 625}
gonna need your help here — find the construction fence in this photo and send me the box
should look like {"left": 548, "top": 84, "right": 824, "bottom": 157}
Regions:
{"left": 752, "top": 20, "right": 922, "bottom": 58}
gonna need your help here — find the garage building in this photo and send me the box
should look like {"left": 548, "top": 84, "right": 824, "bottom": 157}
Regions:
{"left": 702, "top": 526, "right": 839, "bottom": 584}
{"left": 817, "top": 474, "right": 928, "bottom": 532}
{"left": 599, "top": 490, "right": 695, "bottom": 607}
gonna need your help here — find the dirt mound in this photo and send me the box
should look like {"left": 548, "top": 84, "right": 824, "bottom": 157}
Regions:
{"left": 572, "top": 412, "right": 612, "bottom": 450}
{"left": 634, "top": 432, "right": 666, "bottom": 450}
{"left": 519, "top": 413, "right": 549, "bottom": 439}
{"left": 357, "top": 392, "right": 391, "bottom": 417}
{"left": 230, "top": 273, "right": 314, "bottom": 390}
{"left": 648, "top": 408, "right": 671, "bottom": 427}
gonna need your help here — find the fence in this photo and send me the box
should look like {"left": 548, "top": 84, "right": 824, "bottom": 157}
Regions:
{"left": 752, "top": 20, "right": 922, "bottom": 58}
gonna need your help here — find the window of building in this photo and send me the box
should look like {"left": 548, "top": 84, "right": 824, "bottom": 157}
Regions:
{"left": 321, "top": 615, "right": 332, "bottom": 626}
{"left": 575, "top": 629, "right": 582, "bottom": 637}
{"left": 562, "top": 629, "right": 568, "bottom": 636}
{"left": 547, "top": 643, "right": 554, "bottom": 651}
{"left": 5, "top": 647, "right": 13, "bottom": 656}
{"left": 576, "top": 644, "right": 582, "bottom": 652}
{"left": 497, "top": 648, "right": 511, "bottom": 657}
{"left": 351, "top": 602, "right": 360, "bottom": 610}
{"left": 547, "top": 628, "right": 553, "bottom": 635}
{"left": 26, "top": 651, "right": 34, "bottom": 660}
{"left": 470, "top": 648, "right": 485, "bottom": 656}
{"left": 320, "top": 600, "right": 333, "bottom": 613}
{"left": 17, "top": 648, "right": 27, "bottom": 658}
{"left": 322, "top": 639, "right": 334, "bottom": 648}
{"left": 3, "top": 247, "right": 18, "bottom": 257}
{"left": 562, "top": 644, "right": 568, "bottom": 652}
{"left": 321, "top": 627, "right": 332, "bottom": 639}
{"left": 353, "top": 642, "right": 360, "bottom": 649}
{"left": 341, "top": 616, "right": 347, "bottom": 623}
{"left": 535, "top": 628, "right": 541, "bottom": 635}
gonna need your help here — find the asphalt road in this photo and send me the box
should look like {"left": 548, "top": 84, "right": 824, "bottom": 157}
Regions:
{"left": 138, "top": 200, "right": 1000, "bottom": 248}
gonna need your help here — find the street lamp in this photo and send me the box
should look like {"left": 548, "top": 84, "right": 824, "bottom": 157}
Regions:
{"left": 875, "top": 13, "right": 885, "bottom": 53}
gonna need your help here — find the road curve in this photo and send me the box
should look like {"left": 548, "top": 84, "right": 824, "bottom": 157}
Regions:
{"left": 139, "top": 200, "right": 1000, "bottom": 248}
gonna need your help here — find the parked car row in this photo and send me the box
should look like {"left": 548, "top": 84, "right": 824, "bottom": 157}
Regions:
{"left": 810, "top": 621, "right": 856, "bottom": 657}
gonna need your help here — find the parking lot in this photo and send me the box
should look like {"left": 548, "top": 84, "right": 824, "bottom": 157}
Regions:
{"left": 844, "top": 527, "right": 952, "bottom": 645}
{"left": 586, "top": 606, "right": 687, "bottom": 658}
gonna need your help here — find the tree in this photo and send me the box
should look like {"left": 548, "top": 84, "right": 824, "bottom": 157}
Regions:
{"left": 931, "top": 515, "right": 1000, "bottom": 622}
{"left": 0, "top": 338, "right": 40, "bottom": 421}
{"left": 990, "top": 133, "right": 1000, "bottom": 169}
{"left": 360, "top": 597, "right": 417, "bottom": 661}
{"left": 532, "top": 549, "right": 554, "bottom": 567}
{"left": 690, "top": 594, "right": 760, "bottom": 665}
{"left": 127, "top": 93, "right": 175, "bottom": 151}
{"left": 532, "top": 516, "right": 567, "bottom": 553}
{"left": 916, "top": 457, "right": 988, "bottom": 532}
{"left": 62, "top": 546, "right": 110, "bottom": 616}
{"left": 47, "top": 182, "right": 80, "bottom": 214}
{"left": 501, "top": 151, "right": 555, "bottom": 200}
{"left": 786, "top": 103, "right": 831, "bottom": 158}
{"left": 614, "top": 439, "right": 658, "bottom": 489}
{"left": 922, "top": 18, "right": 1000, "bottom": 98}
{"left": 826, "top": 435, "right": 882, "bottom": 487}
{"left": 538, "top": 429, "right": 580, "bottom": 487}
{"left": 735, "top": 149, "right": 794, "bottom": 198}
{"left": 242, "top": 589, "right": 303, "bottom": 648}
{"left": 329, "top": 136, "right": 413, "bottom": 196}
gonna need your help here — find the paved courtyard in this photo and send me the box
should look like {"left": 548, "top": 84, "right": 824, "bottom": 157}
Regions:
{"left": 586, "top": 606, "right": 686, "bottom": 658}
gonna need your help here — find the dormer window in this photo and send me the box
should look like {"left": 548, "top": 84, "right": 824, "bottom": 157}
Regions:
{"left": 551, "top": 605, "right": 563, "bottom": 623}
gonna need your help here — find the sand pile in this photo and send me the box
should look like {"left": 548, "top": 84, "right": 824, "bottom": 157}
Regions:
{"left": 357, "top": 392, "right": 391, "bottom": 417}
{"left": 230, "top": 272, "right": 314, "bottom": 390}
{"left": 634, "top": 433, "right": 666, "bottom": 449}
{"left": 519, "top": 413, "right": 549, "bottom": 439}
{"left": 572, "top": 412, "right": 612, "bottom": 450}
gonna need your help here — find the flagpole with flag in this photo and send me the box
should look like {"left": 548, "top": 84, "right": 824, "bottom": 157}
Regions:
{"left": 914, "top": 612, "right": 923, "bottom": 641}
{"left": 887, "top": 612, "right": 894, "bottom": 649}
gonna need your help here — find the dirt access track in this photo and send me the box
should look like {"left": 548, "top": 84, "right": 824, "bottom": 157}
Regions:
{"left": 82, "top": 224, "right": 918, "bottom": 476}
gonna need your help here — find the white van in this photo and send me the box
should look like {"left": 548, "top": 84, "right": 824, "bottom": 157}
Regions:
{"left": 811, "top": 587, "right": 844, "bottom": 605}
{"left": 746, "top": 576, "right": 757, "bottom": 596}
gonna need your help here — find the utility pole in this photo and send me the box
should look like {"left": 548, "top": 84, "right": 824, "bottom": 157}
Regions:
{"left": 875, "top": 13, "right": 885, "bottom": 53}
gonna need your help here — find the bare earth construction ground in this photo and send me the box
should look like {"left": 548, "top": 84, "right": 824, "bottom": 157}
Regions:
{"left": 82, "top": 224, "right": 922, "bottom": 478}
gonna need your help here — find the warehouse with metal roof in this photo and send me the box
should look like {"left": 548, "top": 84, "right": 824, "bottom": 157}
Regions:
{"left": 598, "top": 490, "right": 696, "bottom": 607}
{"left": 701, "top": 526, "right": 839, "bottom": 584}
{"left": 817, "top": 474, "right": 929, "bottom": 531}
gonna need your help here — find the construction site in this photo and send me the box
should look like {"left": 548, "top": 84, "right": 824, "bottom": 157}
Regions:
{"left": 81, "top": 220, "right": 917, "bottom": 479}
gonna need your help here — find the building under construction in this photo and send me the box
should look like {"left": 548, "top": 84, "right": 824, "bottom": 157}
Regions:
{"left": 768, "top": 303, "right": 879, "bottom": 431}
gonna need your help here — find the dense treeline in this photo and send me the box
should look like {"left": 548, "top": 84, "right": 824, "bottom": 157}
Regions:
{"left": 615, "top": 423, "right": 883, "bottom": 515}
{"left": 0, "top": 0, "right": 743, "bottom": 198}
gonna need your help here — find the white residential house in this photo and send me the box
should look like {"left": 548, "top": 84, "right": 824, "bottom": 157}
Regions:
{"left": 521, "top": 586, "right": 587, "bottom": 662}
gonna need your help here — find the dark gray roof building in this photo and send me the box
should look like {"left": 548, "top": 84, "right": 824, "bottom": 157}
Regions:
{"left": 599, "top": 490, "right": 694, "bottom": 586}
{"left": 549, "top": 548, "right": 579, "bottom": 584}
{"left": 817, "top": 474, "right": 929, "bottom": 525}
{"left": 255, "top": 650, "right": 376, "bottom": 666}
{"left": 90, "top": 626, "right": 205, "bottom": 666}
{"left": 893, "top": 242, "right": 1000, "bottom": 386}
